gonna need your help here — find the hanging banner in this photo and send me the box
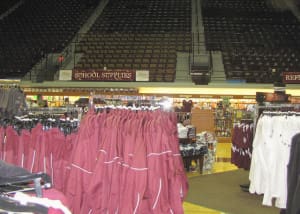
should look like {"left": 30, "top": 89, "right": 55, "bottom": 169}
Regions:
{"left": 72, "top": 69, "right": 136, "bottom": 81}
{"left": 136, "top": 70, "right": 149, "bottom": 81}
{"left": 282, "top": 72, "right": 300, "bottom": 83}
{"left": 59, "top": 70, "right": 72, "bottom": 80}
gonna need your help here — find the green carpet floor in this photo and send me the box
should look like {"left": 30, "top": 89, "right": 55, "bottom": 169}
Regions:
{"left": 185, "top": 169, "right": 281, "bottom": 214}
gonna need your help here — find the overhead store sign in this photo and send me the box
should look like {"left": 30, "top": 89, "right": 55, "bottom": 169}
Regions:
{"left": 72, "top": 69, "right": 135, "bottom": 81}
{"left": 72, "top": 69, "right": 149, "bottom": 82}
{"left": 282, "top": 72, "right": 300, "bottom": 83}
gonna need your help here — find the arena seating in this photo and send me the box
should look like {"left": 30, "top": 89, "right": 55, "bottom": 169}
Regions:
{"left": 0, "top": 0, "right": 100, "bottom": 79}
{"left": 74, "top": 0, "right": 192, "bottom": 82}
{"left": 202, "top": 0, "right": 300, "bottom": 83}
{"left": 0, "top": 0, "right": 20, "bottom": 15}
{"left": 2, "top": 0, "right": 300, "bottom": 83}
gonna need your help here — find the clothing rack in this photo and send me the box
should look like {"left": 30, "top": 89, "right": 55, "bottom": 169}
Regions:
{"left": 0, "top": 108, "right": 81, "bottom": 136}
{"left": 0, "top": 160, "right": 52, "bottom": 198}
{"left": 93, "top": 104, "right": 161, "bottom": 113}
{"left": 27, "top": 107, "right": 82, "bottom": 117}
{"left": 0, "top": 85, "right": 27, "bottom": 119}
{"left": 261, "top": 111, "right": 300, "bottom": 116}
{"left": 0, "top": 172, "right": 52, "bottom": 197}
{"left": 256, "top": 103, "right": 300, "bottom": 115}
{"left": 0, "top": 83, "right": 20, "bottom": 89}
{"left": 66, "top": 108, "right": 188, "bottom": 213}
{"left": 254, "top": 104, "right": 300, "bottom": 130}
{"left": 0, "top": 194, "right": 48, "bottom": 214}
{"left": 26, "top": 107, "right": 82, "bottom": 126}
{"left": 90, "top": 93, "right": 160, "bottom": 109}
{"left": 243, "top": 104, "right": 300, "bottom": 193}
{"left": 90, "top": 93, "right": 163, "bottom": 112}
{"left": 249, "top": 106, "right": 300, "bottom": 209}
{"left": 0, "top": 163, "right": 67, "bottom": 214}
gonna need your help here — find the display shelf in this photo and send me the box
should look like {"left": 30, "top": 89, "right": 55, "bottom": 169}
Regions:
{"left": 214, "top": 105, "right": 233, "bottom": 138}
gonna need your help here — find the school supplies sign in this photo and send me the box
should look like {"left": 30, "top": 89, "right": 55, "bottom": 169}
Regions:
{"left": 72, "top": 69, "right": 135, "bottom": 81}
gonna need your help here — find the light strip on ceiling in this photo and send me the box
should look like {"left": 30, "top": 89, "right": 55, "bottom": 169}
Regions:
{"left": 138, "top": 87, "right": 273, "bottom": 95}
{"left": 139, "top": 87, "right": 300, "bottom": 96}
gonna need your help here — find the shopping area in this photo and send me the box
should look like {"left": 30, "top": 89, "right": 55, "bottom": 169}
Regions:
{"left": 1, "top": 78, "right": 300, "bottom": 214}
{"left": 20, "top": 79, "right": 300, "bottom": 137}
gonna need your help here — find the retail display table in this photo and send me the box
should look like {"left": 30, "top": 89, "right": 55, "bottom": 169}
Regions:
{"left": 179, "top": 138, "right": 208, "bottom": 174}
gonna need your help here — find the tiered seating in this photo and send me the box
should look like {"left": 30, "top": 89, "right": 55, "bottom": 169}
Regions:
{"left": 202, "top": 0, "right": 300, "bottom": 83}
{"left": 0, "top": 0, "right": 100, "bottom": 79}
{"left": 75, "top": 32, "right": 191, "bottom": 82}
{"left": 74, "top": 0, "right": 192, "bottom": 82}
{"left": 223, "top": 47, "right": 300, "bottom": 83}
{"left": 0, "top": 0, "right": 19, "bottom": 15}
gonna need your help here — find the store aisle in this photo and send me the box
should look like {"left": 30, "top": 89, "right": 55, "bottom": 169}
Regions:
{"left": 185, "top": 143, "right": 237, "bottom": 177}
{"left": 183, "top": 202, "right": 223, "bottom": 214}
{"left": 184, "top": 143, "right": 237, "bottom": 214}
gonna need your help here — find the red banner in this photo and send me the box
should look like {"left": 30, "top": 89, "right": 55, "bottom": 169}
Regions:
{"left": 72, "top": 69, "right": 136, "bottom": 81}
{"left": 282, "top": 72, "right": 300, "bottom": 84}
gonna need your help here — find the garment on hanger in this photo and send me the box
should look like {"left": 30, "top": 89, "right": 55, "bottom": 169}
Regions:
{"left": 0, "top": 194, "right": 49, "bottom": 214}
{"left": 0, "top": 113, "right": 78, "bottom": 193}
{"left": 66, "top": 109, "right": 188, "bottom": 214}
{"left": 231, "top": 120, "right": 254, "bottom": 170}
{"left": 249, "top": 112, "right": 300, "bottom": 209}
{"left": 285, "top": 133, "right": 300, "bottom": 214}
{"left": 0, "top": 105, "right": 188, "bottom": 213}
{"left": 0, "top": 158, "right": 71, "bottom": 214}
{"left": 0, "top": 86, "right": 27, "bottom": 119}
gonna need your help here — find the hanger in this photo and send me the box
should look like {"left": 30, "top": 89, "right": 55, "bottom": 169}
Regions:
{"left": 0, "top": 194, "right": 48, "bottom": 214}
{"left": 0, "top": 172, "right": 52, "bottom": 198}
